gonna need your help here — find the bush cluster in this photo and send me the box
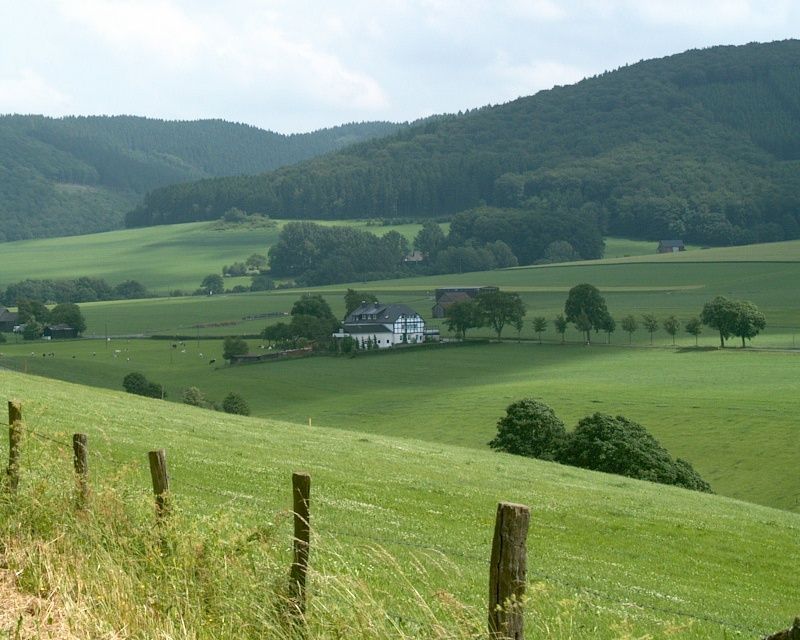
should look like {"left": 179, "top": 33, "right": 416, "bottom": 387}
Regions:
{"left": 488, "top": 399, "right": 712, "bottom": 493}
{"left": 122, "top": 372, "right": 166, "bottom": 399}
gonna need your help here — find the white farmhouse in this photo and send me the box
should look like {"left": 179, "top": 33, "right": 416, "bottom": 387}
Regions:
{"left": 334, "top": 302, "right": 426, "bottom": 349}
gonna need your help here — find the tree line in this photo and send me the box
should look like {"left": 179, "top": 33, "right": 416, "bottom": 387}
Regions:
{"left": 446, "top": 283, "right": 767, "bottom": 348}
{"left": 267, "top": 213, "right": 603, "bottom": 286}
{"left": 130, "top": 41, "right": 800, "bottom": 248}
{"left": 0, "top": 114, "right": 404, "bottom": 241}
{"left": 1, "top": 277, "right": 148, "bottom": 306}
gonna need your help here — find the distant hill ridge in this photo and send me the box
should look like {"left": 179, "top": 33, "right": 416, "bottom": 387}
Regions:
{"left": 0, "top": 115, "right": 403, "bottom": 241}
{"left": 130, "top": 40, "right": 800, "bottom": 247}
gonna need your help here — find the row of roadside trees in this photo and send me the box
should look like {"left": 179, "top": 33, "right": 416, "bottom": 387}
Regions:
{"left": 445, "top": 284, "right": 767, "bottom": 348}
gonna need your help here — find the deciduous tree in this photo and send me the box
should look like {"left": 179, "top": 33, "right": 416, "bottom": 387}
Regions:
{"left": 641, "top": 313, "right": 659, "bottom": 345}
{"left": 685, "top": 317, "right": 703, "bottom": 346}
{"left": 223, "top": 336, "right": 249, "bottom": 360}
{"left": 663, "top": 315, "right": 679, "bottom": 345}
{"left": 564, "top": 284, "right": 608, "bottom": 343}
{"left": 700, "top": 296, "right": 740, "bottom": 347}
{"left": 488, "top": 398, "right": 567, "bottom": 461}
{"left": 476, "top": 290, "right": 526, "bottom": 339}
{"left": 553, "top": 314, "right": 568, "bottom": 344}
{"left": 445, "top": 299, "right": 483, "bottom": 339}
{"left": 49, "top": 302, "right": 86, "bottom": 335}
{"left": 532, "top": 316, "right": 547, "bottom": 343}
{"left": 598, "top": 314, "right": 616, "bottom": 344}
{"left": 222, "top": 392, "right": 250, "bottom": 415}
{"left": 621, "top": 315, "right": 637, "bottom": 344}
{"left": 201, "top": 274, "right": 224, "bottom": 295}
{"left": 731, "top": 300, "right": 766, "bottom": 347}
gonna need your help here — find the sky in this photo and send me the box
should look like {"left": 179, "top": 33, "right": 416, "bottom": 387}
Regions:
{"left": 0, "top": 1, "right": 798, "bottom": 133}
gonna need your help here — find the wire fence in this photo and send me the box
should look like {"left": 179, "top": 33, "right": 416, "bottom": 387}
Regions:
{"left": 11, "top": 426, "right": 785, "bottom": 638}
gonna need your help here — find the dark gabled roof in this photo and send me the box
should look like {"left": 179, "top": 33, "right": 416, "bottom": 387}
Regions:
{"left": 0, "top": 307, "right": 18, "bottom": 322}
{"left": 342, "top": 323, "right": 393, "bottom": 333}
{"left": 434, "top": 286, "right": 498, "bottom": 301}
{"left": 435, "top": 291, "right": 471, "bottom": 307}
{"left": 345, "top": 302, "right": 421, "bottom": 325}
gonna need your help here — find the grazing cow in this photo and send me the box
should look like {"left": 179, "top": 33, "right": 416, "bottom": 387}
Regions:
{"left": 209, "top": 359, "right": 216, "bottom": 365}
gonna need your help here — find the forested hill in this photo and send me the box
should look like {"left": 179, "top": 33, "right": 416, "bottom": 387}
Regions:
{"left": 0, "top": 116, "right": 402, "bottom": 241}
{"left": 132, "top": 40, "right": 800, "bottom": 246}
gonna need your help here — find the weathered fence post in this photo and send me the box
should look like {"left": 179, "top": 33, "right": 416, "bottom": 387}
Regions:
{"left": 72, "top": 433, "right": 89, "bottom": 506}
{"left": 148, "top": 449, "right": 170, "bottom": 520}
{"left": 6, "top": 400, "right": 22, "bottom": 494}
{"left": 489, "top": 501, "right": 530, "bottom": 639}
{"left": 765, "top": 617, "right": 800, "bottom": 640}
{"left": 289, "top": 471, "right": 311, "bottom": 617}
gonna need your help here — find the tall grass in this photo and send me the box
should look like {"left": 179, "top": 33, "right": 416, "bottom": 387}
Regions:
{"left": 0, "top": 439, "right": 488, "bottom": 639}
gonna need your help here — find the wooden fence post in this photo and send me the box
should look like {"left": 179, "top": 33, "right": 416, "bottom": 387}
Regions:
{"left": 489, "top": 501, "right": 530, "bottom": 639}
{"left": 6, "top": 401, "right": 22, "bottom": 494}
{"left": 148, "top": 449, "right": 170, "bottom": 520}
{"left": 290, "top": 471, "right": 311, "bottom": 616}
{"left": 72, "top": 433, "right": 89, "bottom": 506}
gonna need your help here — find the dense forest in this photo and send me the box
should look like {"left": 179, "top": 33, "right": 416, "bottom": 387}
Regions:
{"left": 131, "top": 40, "right": 800, "bottom": 246}
{"left": 0, "top": 116, "right": 402, "bottom": 241}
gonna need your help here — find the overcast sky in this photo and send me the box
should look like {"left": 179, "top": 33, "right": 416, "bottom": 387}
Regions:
{"left": 1, "top": 1, "right": 798, "bottom": 133}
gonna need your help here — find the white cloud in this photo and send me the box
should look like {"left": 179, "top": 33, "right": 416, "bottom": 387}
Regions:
{"left": 56, "top": 0, "right": 206, "bottom": 68}
{"left": 493, "top": 55, "right": 588, "bottom": 100}
{"left": 504, "top": 0, "right": 567, "bottom": 22}
{"left": 628, "top": 0, "right": 793, "bottom": 30}
{"left": 0, "top": 69, "right": 72, "bottom": 114}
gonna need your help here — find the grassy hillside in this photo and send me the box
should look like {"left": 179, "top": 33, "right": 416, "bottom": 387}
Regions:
{"left": 0, "top": 219, "right": 428, "bottom": 293}
{"left": 2, "top": 339, "right": 797, "bottom": 513}
{"left": 0, "top": 115, "right": 402, "bottom": 241}
{"left": 0, "top": 371, "right": 798, "bottom": 638}
{"left": 135, "top": 41, "right": 800, "bottom": 248}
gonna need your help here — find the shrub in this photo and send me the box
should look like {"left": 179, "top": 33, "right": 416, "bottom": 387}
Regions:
{"left": 223, "top": 336, "right": 249, "bottom": 361}
{"left": 558, "top": 413, "right": 712, "bottom": 492}
{"left": 488, "top": 399, "right": 567, "bottom": 461}
{"left": 0, "top": 332, "right": 6, "bottom": 343}
{"left": 145, "top": 382, "right": 166, "bottom": 399}
{"left": 122, "top": 372, "right": 149, "bottom": 395}
{"left": 222, "top": 392, "right": 250, "bottom": 416}
{"left": 22, "top": 321, "right": 43, "bottom": 340}
{"left": 182, "top": 386, "right": 206, "bottom": 406}
{"left": 123, "top": 372, "right": 166, "bottom": 399}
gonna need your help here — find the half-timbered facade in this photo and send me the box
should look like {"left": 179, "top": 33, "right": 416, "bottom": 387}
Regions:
{"left": 334, "top": 302, "right": 426, "bottom": 348}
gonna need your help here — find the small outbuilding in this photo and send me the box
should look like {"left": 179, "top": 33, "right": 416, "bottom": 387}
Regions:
{"left": 0, "top": 307, "right": 19, "bottom": 332}
{"left": 657, "top": 240, "right": 685, "bottom": 253}
{"left": 431, "top": 286, "right": 498, "bottom": 318}
{"left": 43, "top": 324, "right": 78, "bottom": 339}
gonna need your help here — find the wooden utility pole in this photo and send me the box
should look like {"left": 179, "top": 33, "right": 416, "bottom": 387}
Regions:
{"left": 488, "top": 501, "right": 530, "bottom": 639}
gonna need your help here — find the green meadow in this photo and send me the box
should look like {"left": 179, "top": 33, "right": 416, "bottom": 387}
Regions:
{"left": 1, "top": 371, "right": 798, "bottom": 638}
{"left": 2, "top": 339, "right": 798, "bottom": 514}
{"left": 53, "top": 239, "right": 800, "bottom": 346}
{"left": 0, "top": 219, "right": 428, "bottom": 293}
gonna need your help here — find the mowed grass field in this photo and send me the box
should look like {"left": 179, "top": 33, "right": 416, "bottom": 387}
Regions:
{"left": 2, "top": 339, "right": 798, "bottom": 514}
{"left": 55, "top": 239, "right": 800, "bottom": 346}
{"left": 1, "top": 371, "right": 798, "bottom": 638}
{"left": 0, "top": 219, "right": 429, "bottom": 293}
